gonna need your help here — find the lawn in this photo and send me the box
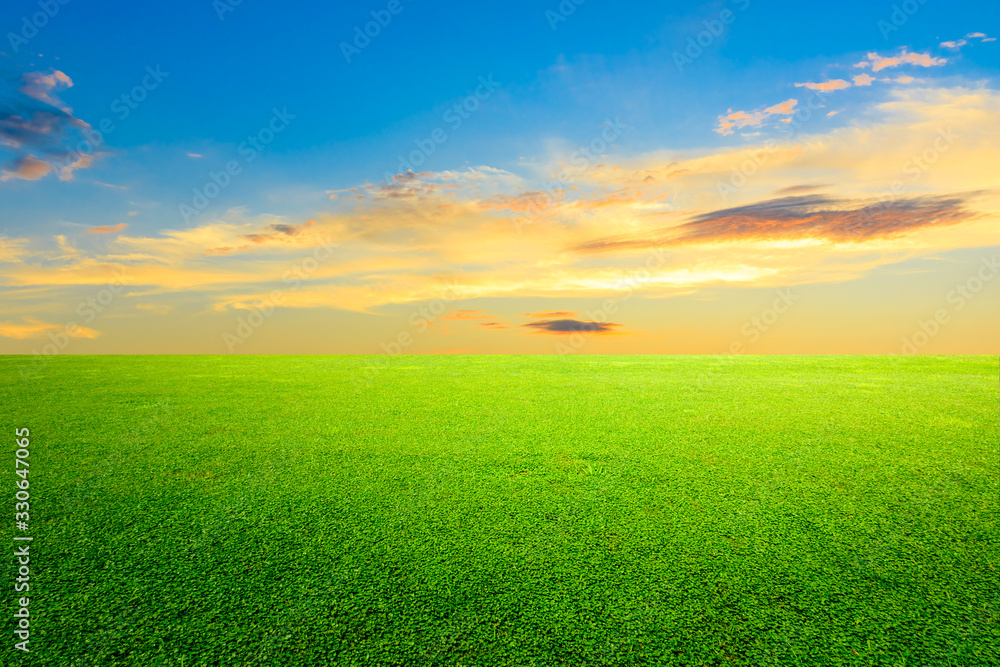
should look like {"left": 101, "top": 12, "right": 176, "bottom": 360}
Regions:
{"left": 2, "top": 355, "right": 998, "bottom": 666}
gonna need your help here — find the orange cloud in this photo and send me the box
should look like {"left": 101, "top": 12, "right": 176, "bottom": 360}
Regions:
{"left": 856, "top": 49, "right": 946, "bottom": 72}
{"left": 0, "top": 317, "right": 99, "bottom": 340}
{"left": 478, "top": 190, "right": 563, "bottom": 215}
{"left": 88, "top": 223, "right": 128, "bottom": 235}
{"left": 794, "top": 79, "right": 851, "bottom": 92}
{"left": 852, "top": 74, "right": 876, "bottom": 86}
{"left": 0, "top": 155, "right": 52, "bottom": 182}
{"left": 18, "top": 69, "right": 74, "bottom": 112}
{"left": 442, "top": 310, "right": 494, "bottom": 320}
{"left": 523, "top": 310, "right": 579, "bottom": 318}
{"left": 572, "top": 194, "right": 981, "bottom": 253}
{"left": 243, "top": 219, "right": 316, "bottom": 244}
{"left": 715, "top": 99, "right": 798, "bottom": 135}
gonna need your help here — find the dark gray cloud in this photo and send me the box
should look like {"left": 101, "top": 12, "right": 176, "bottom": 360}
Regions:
{"left": 242, "top": 220, "right": 316, "bottom": 244}
{"left": 573, "top": 193, "right": 981, "bottom": 253}
{"left": 522, "top": 319, "right": 623, "bottom": 334}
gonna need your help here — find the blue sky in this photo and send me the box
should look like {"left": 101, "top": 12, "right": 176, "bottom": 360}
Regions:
{"left": 1, "top": 0, "right": 998, "bottom": 353}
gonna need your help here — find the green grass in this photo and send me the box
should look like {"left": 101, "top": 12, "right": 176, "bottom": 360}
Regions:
{"left": 2, "top": 355, "right": 998, "bottom": 666}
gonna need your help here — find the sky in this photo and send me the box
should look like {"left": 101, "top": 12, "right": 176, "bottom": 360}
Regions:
{"left": 1, "top": 0, "right": 998, "bottom": 355}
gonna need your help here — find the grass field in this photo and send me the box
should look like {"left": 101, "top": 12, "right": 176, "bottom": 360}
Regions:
{"left": 2, "top": 355, "right": 998, "bottom": 666}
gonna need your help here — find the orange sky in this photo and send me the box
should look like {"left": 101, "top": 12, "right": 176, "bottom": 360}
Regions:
{"left": 2, "top": 36, "right": 999, "bottom": 356}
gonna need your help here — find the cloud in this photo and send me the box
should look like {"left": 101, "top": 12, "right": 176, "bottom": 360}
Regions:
{"left": 135, "top": 303, "right": 172, "bottom": 315}
{"left": 111, "top": 212, "right": 334, "bottom": 260}
{"left": 573, "top": 194, "right": 981, "bottom": 252}
{"left": 363, "top": 167, "right": 519, "bottom": 201}
{"left": 938, "top": 33, "right": 995, "bottom": 49}
{"left": 18, "top": 70, "right": 74, "bottom": 111}
{"left": 0, "top": 317, "right": 99, "bottom": 340}
{"left": 853, "top": 74, "right": 876, "bottom": 86}
{"left": 2, "top": 86, "right": 998, "bottom": 322}
{"left": 522, "top": 319, "right": 624, "bottom": 334}
{"left": 478, "top": 190, "right": 563, "bottom": 215}
{"left": 242, "top": 219, "right": 316, "bottom": 244}
{"left": 0, "top": 68, "right": 97, "bottom": 181}
{"left": 523, "top": 310, "right": 579, "bottom": 318}
{"left": 774, "top": 184, "right": 830, "bottom": 195}
{"left": 0, "top": 155, "right": 51, "bottom": 181}
{"left": 676, "top": 194, "right": 978, "bottom": 243}
{"left": 478, "top": 321, "right": 513, "bottom": 329}
{"left": 715, "top": 98, "right": 798, "bottom": 135}
{"left": 442, "top": 309, "right": 493, "bottom": 320}
{"left": 794, "top": 79, "right": 851, "bottom": 92}
{"left": 0, "top": 236, "right": 29, "bottom": 263}
{"left": 855, "top": 49, "right": 947, "bottom": 72}
{"left": 88, "top": 223, "right": 128, "bottom": 235}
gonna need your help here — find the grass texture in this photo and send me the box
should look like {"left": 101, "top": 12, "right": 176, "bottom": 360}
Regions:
{"left": 2, "top": 355, "right": 998, "bottom": 666}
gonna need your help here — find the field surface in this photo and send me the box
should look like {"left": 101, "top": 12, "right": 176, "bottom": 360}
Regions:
{"left": 2, "top": 355, "right": 998, "bottom": 666}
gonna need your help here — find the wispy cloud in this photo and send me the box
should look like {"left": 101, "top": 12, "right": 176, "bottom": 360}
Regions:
{"left": 714, "top": 98, "right": 798, "bottom": 135}
{"left": 88, "top": 223, "right": 129, "bottom": 235}
{"left": 442, "top": 309, "right": 494, "bottom": 320}
{"left": 243, "top": 220, "right": 316, "bottom": 244}
{"left": 572, "top": 194, "right": 981, "bottom": 252}
{"left": 0, "top": 317, "right": 99, "bottom": 340}
{"left": 854, "top": 49, "right": 947, "bottom": 72}
{"left": 794, "top": 79, "right": 851, "bottom": 92}
{"left": 523, "top": 310, "right": 579, "bottom": 318}
{"left": 966, "top": 32, "right": 996, "bottom": 43}
{"left": 522, "top": 319, "right": 624, "bottom": 334}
